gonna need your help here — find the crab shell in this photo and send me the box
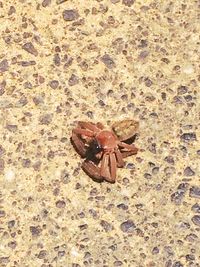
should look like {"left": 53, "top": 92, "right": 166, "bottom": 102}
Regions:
{"left": 112, "top": 119, "right": 139, "bottom": 141}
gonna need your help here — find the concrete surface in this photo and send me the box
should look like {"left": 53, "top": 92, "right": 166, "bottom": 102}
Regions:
{"left": 0, "top": 0, "right": 199, "bottom": 266}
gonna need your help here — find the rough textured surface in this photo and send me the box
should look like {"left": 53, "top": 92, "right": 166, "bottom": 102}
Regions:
{"left": 0, "top": 1, "right": 199, "bottom": 266}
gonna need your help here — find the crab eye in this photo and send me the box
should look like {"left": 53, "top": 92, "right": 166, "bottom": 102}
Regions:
{"left": 91, "top": 140, "right": 102, "bottom": 154}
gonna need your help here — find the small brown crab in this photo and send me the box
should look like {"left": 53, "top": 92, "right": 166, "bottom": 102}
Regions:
{"left": 71, "top": 120, "right": 139, "bottom": 183}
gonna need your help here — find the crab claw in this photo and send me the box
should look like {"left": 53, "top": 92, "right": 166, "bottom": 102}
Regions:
{"left": 71, "top": 132, "right": 87, "bottom": 158}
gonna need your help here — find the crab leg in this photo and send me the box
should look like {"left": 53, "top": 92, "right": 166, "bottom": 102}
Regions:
{"left": 118, "top": 142, "right": 138, "bottom": 152}
{"left": 100, "top": 153, "right": 111, "bottom": 181}
{"left": 115, "top": 149, "right": 125, "bottom": 168}
{"left": 73, "top": 128, "right": 94, "bottom": 137}
{"left": 109, "top": 153, "right": 117, "bottom": 183}
{"left": 96, "top": 122, "right": 104, "bottom": 130}
{"left": 121, "top": 149, "right": 138, "bottom": 158}
{"left": 82, "top": 160, "right": 103, "bottom": 182}
{"left": 71, "top": 132, "right": 87, "bottom": 157}
{"left": 78, "top": 121, "right": 100, "bottom": 133}
{"left": 95, "top": 151, "right": 103, "bottom": 159}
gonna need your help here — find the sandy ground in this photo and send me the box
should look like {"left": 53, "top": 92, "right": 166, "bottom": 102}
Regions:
{"left": 0, "top": 0, "right": 200, "bottom": 266}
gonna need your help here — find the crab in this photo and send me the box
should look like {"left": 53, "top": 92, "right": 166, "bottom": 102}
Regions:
{"left": 71, "top": 120, "right": 139, "bottom": 183}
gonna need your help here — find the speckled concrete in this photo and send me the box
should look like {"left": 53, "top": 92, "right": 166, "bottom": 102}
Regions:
{"left": 0, "top": 1, "right": 200, "bottom": 266}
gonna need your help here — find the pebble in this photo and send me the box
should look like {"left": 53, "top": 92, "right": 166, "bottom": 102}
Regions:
{"left": 63, "top": 9, "right": 79, "bottom": 21}
{"left": 22, "top": 42, "right": 38, "bottom": 56}
{"left": 180, "top": 133, "right": 196, "bottom": 142}
{"left": 183, "top": 167, "right": 195, "bottom": 176}
{"left": 191, "top": 203, "right": 200, "bottom": 213}
{"left": 120, "top": 220, "right": 135, "bottom": 233}
{"left": 0, "top": 59, "right": 9, "bottom": 73}
{"left": 122, "top": 0, "right": 135, "bottom": 7}
{"left": 189, "top": 186, "right": 200, "bottom": 198}
{"left": 101, "top": 54, "right": 116, "bottom": 69}
{"left": 191, "top": 215, "right": 200, "bottom": 227}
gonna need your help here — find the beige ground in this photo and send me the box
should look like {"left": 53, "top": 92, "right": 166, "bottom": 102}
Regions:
{"left": 0, "top": 0, "right": 200, "bottom": 266}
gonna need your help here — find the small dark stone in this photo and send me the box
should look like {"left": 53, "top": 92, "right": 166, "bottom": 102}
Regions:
{"left": 86, "top": 111, "right": 93, "bottom": 119}
{"left": 165, "top": 260, "right": 172, "bottom": 267}
{"left": 114, "top": 260, "right": 123, "bottom": 266}
{"left": 8, "top": 220, "right": 15, "bottom": 228}
{"left": 100, "top": 220, "right": 113, "bottom": 232}
{"left": 172, "top": 262, "right": 183, "bottom": 267}
{"left": 0, "top": 159, "right": 4, "bottom": 171}
{"left": 8, "top": 6, "right": 16, "bottom": 15}
{"left": 0, "top": 257, "right": 10, "bottom": 264}
{"left": 117, "top": 203, "right": 128, "bottom": 210}
{"left": 185, "top": 233, "right": 197, "bottom": 242}
{"left": 6, "top": 124, "right": 18, "bottom": 132}
{"left": 42, "top": 0, "right": 51, "bottom": 7}
{"left": 33, "top": 95, "right": 44, "bottom": 105}
{"left": 191, "top": 203, "right": 200, "bottom": 213}
{"left": 171, "top": 191, "right": 185, "bottom": 205}
{"left": 184, "top": 167, "right": 195, "bottom": 176}
{"left": 98, "top": 100, "right": 105, "bottom": 107}
{"left": 20, "top": 60, "right": 36, "bottom": 66}
{"left": 63, "top": 9, "right": 79, "bottom": 21}
{"left": 22, "top": 42, "right": 38, "bottom": 56}
{"left": 184, "top": 95, "right": 192, "bottom": 102}
{"left": 190, "top": 186, "right": 200, "bottom": 198}
{"left": 57, "top": 0, "right": 68, "bottom": 4}
{"left": 17, "top": 96, "right": 28, "bottom": 106}
{"left": 0, "top": 80, "right": 6, "bottom": 95}
{"left": 58, "top": 251, "right": 65, "bottom": 257}
{"left": 0, "top": 59, "right": 9, "bottom": 73}
{"left": 161, "top": 57, "right": 170, "bottom": 64}
{"left": 122, "top": 0, "right": 135, "bottom": 7}
{"left": 68, "top": 74, "right": 79, "bottom": 86}
{"left": 56, "top": 200, "right": 66, "bottom": 208}
{"left": 180, "top": 133, "right": 196, "bottom": 142}
{"left": 47, "top": 150, "right": 54, "bottom": 160}
{"left": 191, "top": 215, "right": 200, "bottom": 226}
{"left": 53, "top": 53, "right": 61, "bottom": 66}
{"left": 101, "top": 54, "right": 116, "bottom": 69}
{"left": 79, "top": 224, "right": 88, "bottom": 230}
{"left": 39, "top": 113, "right": 53, "bottom": 125}
{"left": 8, "top": 241, "right": 17, "bottom": 249}
{"left": 24, "top": 81, "right": 33, "bottom": 89}
{"left": 185, "top": 254, "right": 195, "bottom": 261}
{"left": 138, "top": 39, "right": 148, "bottom": 48}
{"left": 126, "top": 163, "right": 135, "bottom": 169}
{"left": 144, "top": 173, "right": 152, "bottom": 179}
{"left": 30, "top": 226, "right": 42, "bottom": 236}
{"left": 53, "top": 188, "right": 60, "bottom": 196}
{"left": 0, "top": 145, "right": 5, "bottom": 157}
{"left": 173, "top": 95, "right": 184, "bottom": 104}
{"left": 164, "top": 156, "right": 174, "bottom": 165}
{"left": 49, "top": 80, "right": 59, "bottom": 89}
{"left": 177, "top": 85, "right": 188, "bottom": 95}
{"left": 139, "top": 50, "right": 149, "bottom": 59}
{"left": 152, "top": 247, "right": 159, "bottom": 254}
{"left": 177, "top": 183, "right": 189, "bottom": 192}
{"left": 144, "top": 77, "right": 153, "bottom": 87}
{"left": 120, "top": 220, "right": 135, "bottom": 233}
{"left": 38, "top": 250, "right": 47, "bottom": 259}
{"left": 22, "top": 158, "right": 31, "bottom": 168}
{"left": 0, "top": 210, "right": 5, "bottom": 217}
